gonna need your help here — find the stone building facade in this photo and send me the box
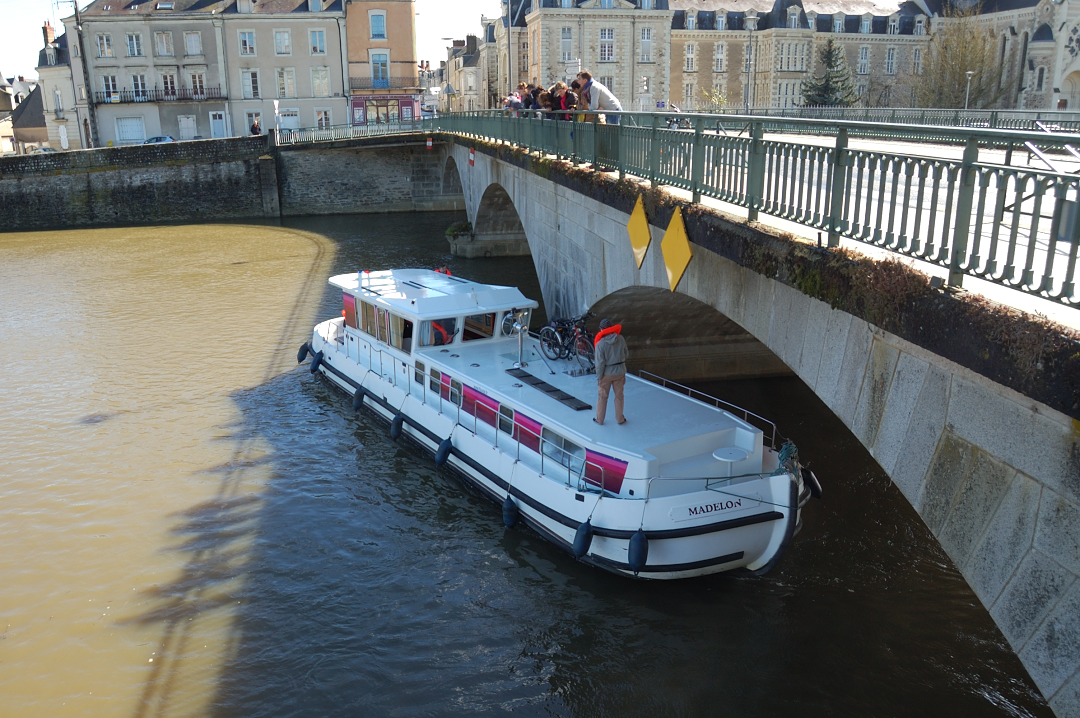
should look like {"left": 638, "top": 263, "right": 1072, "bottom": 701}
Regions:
{"left": 346, "top": 0, "right": 421, "bottom": 125}
{"left": 35, "top": 24, "right": 84, "bottom": 150}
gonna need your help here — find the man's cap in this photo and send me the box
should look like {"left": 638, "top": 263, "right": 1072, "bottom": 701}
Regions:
{"left": 599, "top": 318, "right": 613, "bottom": 330}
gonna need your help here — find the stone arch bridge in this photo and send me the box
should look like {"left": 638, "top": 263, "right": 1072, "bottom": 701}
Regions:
{"left": 438, "top": 139, "right": 1080, "bottom": 717}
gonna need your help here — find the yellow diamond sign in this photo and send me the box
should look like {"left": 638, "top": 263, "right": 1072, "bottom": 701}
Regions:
{"left": 661, "top": 207, "right": 692, "bottom": 292}
{"left": 626, "top": 194, "right": 651, "bottom": 269}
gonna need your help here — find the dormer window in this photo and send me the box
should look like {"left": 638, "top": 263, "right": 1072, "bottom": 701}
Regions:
{"left": 788, "top": 8, "right": 799, "bottom": 28}
{"left": 717, "top": 13, "right": 725, "bottom": 30}
{"left": 687, "top": 12, "right": 695, "bottom": 30}
{"left": 46, "top": 46, "right": 57, "bottom": 65}
{"left": 562, "top": 0, "right": 573, "bottom": 6}
{"left": 833, "top": 15, "right": 843, "bottom": 32}
{"left": 600, "top": 0, "right": 613, "bottom": 8}
{"left": 310, "top": 0, "right": 322, "bottom": 10}
{"left": 888, "top": 15, "right": 898, "bottom": 34}
{"left": 860, "top": 16, "right": 871, "bottom": 33}
{"left": 641, "top": 0, "right": 652, "bottom": 8}
{"left": 807, "top": 11, "right": 817, "bottom": 30}
{"left": 914, "top": 17, "right": 925, "bottom": 35}
{"left": 156, "top": 2, "right": 173, "bottom": 8}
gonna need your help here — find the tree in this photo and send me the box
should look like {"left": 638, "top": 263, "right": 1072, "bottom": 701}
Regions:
{"left": 913, "top": 1, "right": 1006, "bottom": 109}
{"left": 699, "top": 86, "right": 728, "bottom": 113}
{"left": 800, "top": 39, "right": 857, "bottom": 107}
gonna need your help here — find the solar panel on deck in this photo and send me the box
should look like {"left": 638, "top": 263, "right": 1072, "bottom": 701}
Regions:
{"left": 506, "top": 368, "right": 592, "bottom": 411}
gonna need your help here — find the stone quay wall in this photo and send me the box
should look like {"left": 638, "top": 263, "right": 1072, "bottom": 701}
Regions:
{"left": 0, "top": 134, "right": 462, "bottom": 232}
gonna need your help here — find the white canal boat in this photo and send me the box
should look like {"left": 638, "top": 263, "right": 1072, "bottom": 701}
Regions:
{"left": 299, "top": 269, "right": 821, "bottom": 579}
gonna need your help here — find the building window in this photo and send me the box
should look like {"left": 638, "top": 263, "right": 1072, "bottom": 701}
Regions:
{"left": 53, "top": 90, "right": 63, "bottom": 113}
{"left": 562, "top": 0, "right": 572, "bottom": 7}
{"left": 777, "top": 42, "right": 806, "bottom": 72}
{"left": 684, "top": 81, "right": 694, "bottom": 103}
{"left": 239, "top": 31, "right": 256, "bottom": 55}
{"left": 561, "top": 27, "right": 573, "bottom": 62}
{"left": 744, "top": 43, "right": 751, "bottom": 72}
{"left": 96, "top": 34, "right": 113, "bottom": 58}
{"left": 600, "top": 0, "right": 613, "bottom": 7}
{"left": 245, "top": 110, "right": 262, "bottom": 131}
{"left": 126, "top": 32, "right": 143, "bottom": 57}
{"left": 600, "top": 75, "right": 614, "bottom": 92}
{"left": 312, "top": 66, "right": 329, "bottom": 96}
{"left": 310, "top": 29, "right": 326, "bottom": 54}
{"left": 640, "top": 26, "right": 651, "bottom": 62}
{"left": 101, "top": 74, "right": 118, "bottom": 95}
{"left": 372, "top": 53, "right": 388, "bottom": 87}
{"left": 788, "top": 10, "right": 799, "bottom": 28}
{"left": 275, "top": 30, "right": 291, "bottom": 55}
{"left": 370, "top": 12, "right": 386, "bottom": 39}
{"left": 912, "top": 47, "right": 922, "bottom": 75}
{"left": 885, "top": 46, "right": 896, "bottom": 75}
{"left": 858, "top": 46, "right": 869, "bottom": 74}
{"left": 161, "top": 73, "right": 176, "bottom": 96}
{"left": 276, "top": 67, "right": 295, "bottom": 97}
{"left": 190, "top": 71, "right": 206, "bottom": 96}
{"left": 184, "top": 31, "right": 202, "bottom": 56}
{"left": 856, "top": 82, "right": 866, "bottom": 97}
{"left": 685, "top": 43, "right": 695, "bottom": 72}
{"left": 310, "top": 0, "right": 321, "bottom": 10}
{"left": 131, "top": 73, "right": 148, "bottom": 100}
{"left": 833, "top": 16, "right": 844, "bottom": 33}
{"left": 914, "top": 18, "right": 925, "bottom": 35}
{"left": 687, "top": 12, "right": 696, "bottom": 30}
{"left": 316, "top": 109, "right": 331, "bottom": 128}
{"left": 1037, "top": 66, "right": 1045, "bottom": 91}
{"left": 717, "top": 14, "right": 725, "bottom": 30}
{"left": 860, "top": 17, "right": 871, "bottom": 34}
{"left": 242, "top": 69, "right": 260, "bottom": 98}
{"left": 155, "top": 31, "right": 173, "bottom": 56}
{"left": 599, "top": 28, "right": 614, "bottom": 62}
{"left": 888, "top": 16, "right": 899, "bottom": 34}
{"left": 777, "top": 79, "right": 799, "bottom": 108}
{"left": 714, "top": 42, "right": 725, "bottom": 72}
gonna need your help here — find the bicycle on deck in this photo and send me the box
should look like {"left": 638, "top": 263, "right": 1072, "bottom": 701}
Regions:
{"left": 538, "top": 311, "right": 595, "bottom": 370}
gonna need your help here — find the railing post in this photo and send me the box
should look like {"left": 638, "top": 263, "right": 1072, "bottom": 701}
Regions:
{"left": 691, "top": 116, "right": 705, "bottom": 203}
{"left": 747, "top": 121, "right": 765, "bottom": 222}
{"left": 827, "top": 128, "right": 848, "bottom": 247}
{"left": 618, "top": 119, "right": 626, "bottom": 181}
{"left": 650, "top": 114, "right": 660, "bottom": 188}
{"left": 572, "top": 113, "right": 580, "bottom": 165}
{"left": 948, "top": 135, "right": 980, "bottom": 288}
{"left": 591, "top": 114, "right": 600, "bottom": 169}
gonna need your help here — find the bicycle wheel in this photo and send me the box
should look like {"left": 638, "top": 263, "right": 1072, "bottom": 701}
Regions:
{"left": 539, "top": 326, "right": 562, "bottom": 360}
{"left": 575, "top": 334, "right": 595, "bottom": 370}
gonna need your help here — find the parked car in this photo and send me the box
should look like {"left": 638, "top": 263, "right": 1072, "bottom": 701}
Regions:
{"left": 143, "top": 136, "right": 176, "bottom": 144}
{"left": 29, "top": 147, "right": 59, "bottom": 154}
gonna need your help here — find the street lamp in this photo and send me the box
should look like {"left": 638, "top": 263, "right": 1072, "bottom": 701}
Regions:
{"left": 964, "top": 70, "right": 975, "bottom": 110}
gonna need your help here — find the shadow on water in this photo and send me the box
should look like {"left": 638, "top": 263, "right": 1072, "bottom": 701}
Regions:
{"left": 120, "top": 212, "right": 1050, "bottom": 718}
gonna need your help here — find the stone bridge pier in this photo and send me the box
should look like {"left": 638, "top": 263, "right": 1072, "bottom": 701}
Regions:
{"left": 446, "top": 138, "right": 1080, "bottom": 717}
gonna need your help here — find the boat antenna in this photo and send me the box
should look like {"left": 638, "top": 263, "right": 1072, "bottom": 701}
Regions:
{"left": 512, "top": 308, "right": 528, "bottom": 369}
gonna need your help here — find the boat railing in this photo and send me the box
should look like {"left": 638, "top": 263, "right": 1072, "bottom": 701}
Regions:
{"left": 358, "top": 342, "right": 617, "bottom": 494}
{"left": 636, "top": 370, "right": 780, "bottom": 449}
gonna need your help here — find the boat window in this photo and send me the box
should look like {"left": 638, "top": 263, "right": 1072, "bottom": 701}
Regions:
{"left": 419, "top": 317, "right": 458, "bottom": 347}
{"left": 389, "top": 313, "right": 413, "bottom": 353}
{"left": 515, "top": 413, "right": 543, "bottom": 453}
{"left": 360, "top": 301, "right": 377, "bottom": 336}
{"left": 542, "top": 427, "right": 586, "bottom": 475}
{"left": 498, "top": 405, "right": 514, "bottom": 434}
{"left": 342, "top": 293, "right": 357, "bottom": 328}
{"left": 375, "top": 308, "right": 390, "bottom": 344}
{"left": 462, "top": 312, "right": 496, "bottom": 341}
{"left": 414, "top": 360, "right": 425, "bottom": 385}
{"left": 429, "top": 368, "right": 441, "bottom": 394}
{"left": 449, "top": 379, "right": 462, "bottom": 407}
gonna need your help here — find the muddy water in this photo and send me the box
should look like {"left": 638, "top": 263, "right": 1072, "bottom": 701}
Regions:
{"left": 0, "top": 213, "right": 1051, "bottom": 717}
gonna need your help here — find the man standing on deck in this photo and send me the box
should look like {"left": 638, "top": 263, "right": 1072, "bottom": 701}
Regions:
{"left": 593, "top": 318, "right": 628, "bottom": 426}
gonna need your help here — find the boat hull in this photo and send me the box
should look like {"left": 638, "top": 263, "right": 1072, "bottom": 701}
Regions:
{"left": 306, "top": 322, "right": 804, "bottom": 580}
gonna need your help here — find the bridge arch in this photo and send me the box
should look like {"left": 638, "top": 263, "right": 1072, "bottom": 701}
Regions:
{"left": 442, "top": 156, "right": 463, "bottom": 196}
{"left": 452, "top": 182, "right": 530, "bottom": 258}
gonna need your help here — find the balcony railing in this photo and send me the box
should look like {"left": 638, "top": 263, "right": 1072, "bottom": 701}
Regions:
{"left": 349, "top": 76, "right": 422, "bottom": 91}
{"left": 92, "top": 86, "right": 224, "bottom": 104}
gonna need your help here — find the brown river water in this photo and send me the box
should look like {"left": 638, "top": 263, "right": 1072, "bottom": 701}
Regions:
{"left": 0, "top": 213, "right": 1052, "bottom": 717}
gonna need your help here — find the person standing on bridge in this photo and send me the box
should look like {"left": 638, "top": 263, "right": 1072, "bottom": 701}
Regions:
{"left": 593, "top": 318, "right": 628, "bottom": 426}
{"left": 577, "top": 71, "right": 622, "bottom": 125}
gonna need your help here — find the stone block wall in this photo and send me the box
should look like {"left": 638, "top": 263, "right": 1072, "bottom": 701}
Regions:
{"left": 276, "top": 139, "right": 464, "bottom": 216}
{"left": 0, "top": 137, "right": 273, "bottom": 230}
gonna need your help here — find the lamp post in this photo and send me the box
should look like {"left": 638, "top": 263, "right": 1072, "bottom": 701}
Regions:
{"left": 964, "top": 70, "right": 975, "bottom": 110}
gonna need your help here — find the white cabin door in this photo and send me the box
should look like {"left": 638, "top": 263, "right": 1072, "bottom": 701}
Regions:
{"left": 178, "top": 115, "right": 196, "bottom": 140}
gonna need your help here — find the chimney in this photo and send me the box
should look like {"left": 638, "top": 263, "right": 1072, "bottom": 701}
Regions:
{"left": 43, "top": 21, "right": 55, "bottom": 47}
{"left": 452, "top": 40, "right": 465, "bottom": 48}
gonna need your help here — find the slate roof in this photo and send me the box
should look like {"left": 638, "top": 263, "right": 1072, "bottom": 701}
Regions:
{"left": 670, "top": 0, "right": 929, "bottom": 30}
{"left": 1031, "top": 21, "right": 1053, "bottom": 41}
{"left": 79, "top": 0, "right": 343, "bottom": 16}
{"left": 37, "top": 33, "right": 71, "bottom": 68}
{"left": 10, "top": 86, "right": 45, "bottom": 130}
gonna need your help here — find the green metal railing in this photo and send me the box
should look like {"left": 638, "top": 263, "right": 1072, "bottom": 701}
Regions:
{"left": 424, "top": 110, "right": 1080, "bottom": 307}
{"left": 687, "top": 106, "right": 1080, "bottom": 133}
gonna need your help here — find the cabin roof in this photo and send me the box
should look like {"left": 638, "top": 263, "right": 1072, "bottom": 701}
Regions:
{"left": 330, "top": 269, "right": 538, "bottom": 318}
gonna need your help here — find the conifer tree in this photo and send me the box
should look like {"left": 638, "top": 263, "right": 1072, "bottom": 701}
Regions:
{"left": 800, "top": 39, "right": 857, "bottom": 107}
